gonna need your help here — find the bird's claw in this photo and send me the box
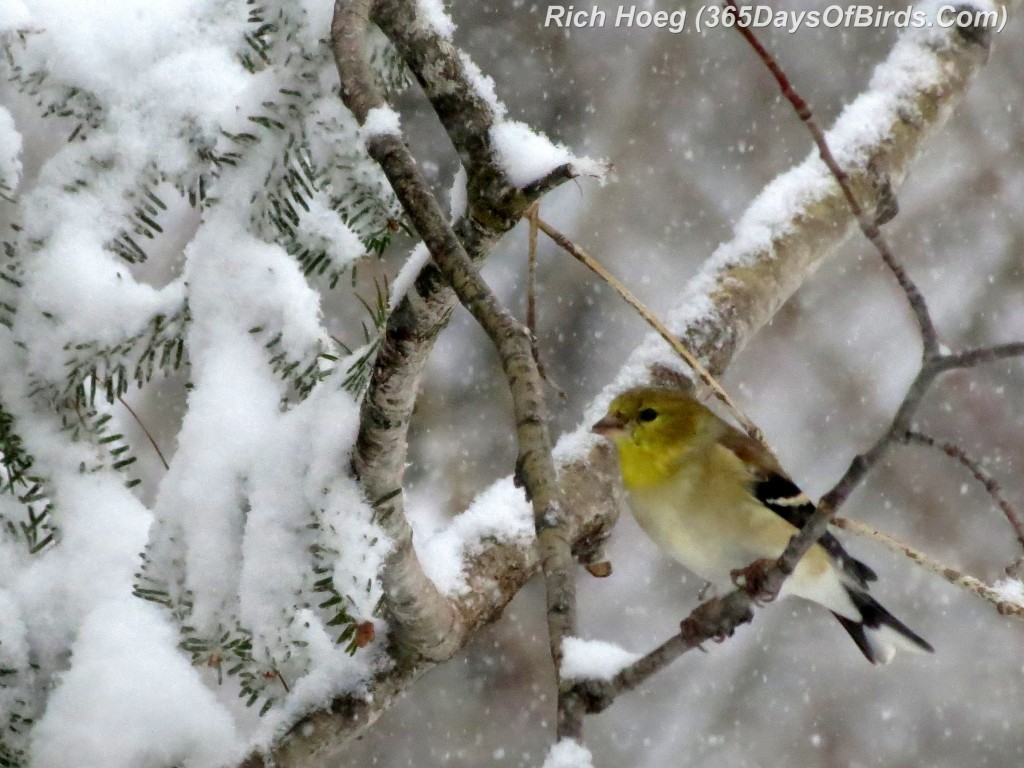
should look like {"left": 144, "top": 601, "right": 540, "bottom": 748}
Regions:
{"left": 730, "top": 559, "right": 779, "bottom": 605}
{"left": 681, "top": 600, "right": 738, "bottom": 645}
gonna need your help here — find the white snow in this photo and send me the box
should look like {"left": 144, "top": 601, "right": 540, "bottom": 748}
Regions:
{"left": 826, "top": 29, "right": 945, "bottom": 169}
{"left": 490, "top": 120, "right": 576, "bottom": 188}
{"left": 153, "top": 215, "right": 319, "bottom": 638}
{"left": 420, "top": 476, "right": 534, "bottom": 595}
{"left": 29, "top": 598, "right": 242, "bottom": 768}
{"left": 560, "top": 636, "right": 639, "bottom": 681}
{"left": 8, "top": 471, "right": 153, "bottom": 671}
{"left": 297, "top": 194, "right": 366, "bottom": 268}
{"left": 19, "top": 219, "right": 186, "bottom": 383}
{"left": 991, "top": 578, "right": 1024, "bottom": 609}
{"left": 490, "top": 120, "right": 607, "bottom": 189}
{"left": 459, "top": 52, "right": 507, "bottom": 120}
{"left": 0, "top": 0, "right": 30, "bottom": 30}
{"left": 449, "top": 165, "right": 468, "bottom": 220}
{"left": 389, "top": 242, "right": 432, "bottom": 310}
{"left": 0, "top": 106, "right": 22, "bottom": 193}
{"left": 15, "top": 0, "right": 253, "bottom": 151}
{"left": 540, "top": 739, "right": 595, "bottom": 768}
{"left": 360, "top": 105, "right": 403, "bottom": 144}
{"left": 416, "top": 0, "right": 457, "bottom": 39}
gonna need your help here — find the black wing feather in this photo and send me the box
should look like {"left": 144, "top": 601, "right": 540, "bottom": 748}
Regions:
{"left": 751, "top": 474, "right": 877, "bottom": 587}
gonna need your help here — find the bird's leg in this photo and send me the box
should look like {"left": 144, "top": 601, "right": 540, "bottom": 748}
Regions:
{"left": 680, "top": 598, "right": 748, "bottom": 644}
{"left": 730, "top": 558, "right": 779, "bottom": 605}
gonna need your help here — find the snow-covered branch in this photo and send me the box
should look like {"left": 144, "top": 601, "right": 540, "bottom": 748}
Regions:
{"left": 333, "top": 0, "right": 589, "bottom": 740}
{"left": 238, "top": 4, "right": 1016, "bottom": 765}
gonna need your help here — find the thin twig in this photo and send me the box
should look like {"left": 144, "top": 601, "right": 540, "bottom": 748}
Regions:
{"left": 569, "top": 5, "right": 1022, "bottom": 715}
{"left": 117, "top": 394, "right": 170, "bottom": 471}
{"left": 331, "top": 0, "right": 580, "bottom": 739}
{"left": 527, "top": 203, "right": 539, "bottom": 338}
{"left": 723, "top": 0, "right": 939, "bottom": 357}
{"left": 901, "top": 430, "right": 1024, "bottom": 551}
{"left": 832, "top": 516, "right": 1024, "bottom": 617}
{"left": 92, "top": 376, "right": 171, "bottom": 472}
{"left": 534, "top": 215, "right": 769, "bottom": 449}
{"left": 524, "top": 204, "right": 565, "bottom": 399}
{"left": 936, "top": 342, "right": 1024, "bottom": 372}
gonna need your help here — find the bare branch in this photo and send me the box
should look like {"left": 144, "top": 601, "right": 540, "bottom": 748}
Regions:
{"left": 936, "top": 342, "right": 1024, "bottom": 371}
{"left": 574, "top": 590, "right": 758, "bottom": 714}
{"left": 370, "top": 2, "right": 593, "bottom": 204}
{"left": 332, "top": 0, "right": 582, "bottom": 740}
{"left": 332, "top": 0, "right": 465, "bottom": 663}
{"left": 901, "top": 430, "right": 1024, "bottom": 551}
{"left": 724, "top": 0, "right": 943, "bottom": 357}
{"left": 525, "top": 204, "right": 564, "bottom": 398}
{"left": 371, "top": 0, "right": 500, "bottom": 184}
{"left": 237, "top": 5, "right": 1015, "bottom": 763}
{"left": 349, "top": 0, "right": 584, "bottom": 661}
{"left": 832, "top": 516, "right": 1024, "bottom": 617}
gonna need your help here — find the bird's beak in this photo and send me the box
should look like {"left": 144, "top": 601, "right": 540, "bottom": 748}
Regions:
{"left": 592, "top": 412, "right": 627, "bottom": 438}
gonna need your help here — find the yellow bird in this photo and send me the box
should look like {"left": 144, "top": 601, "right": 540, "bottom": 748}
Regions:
{"left": 592, "top": 386, "right": 932, "bottom": 664}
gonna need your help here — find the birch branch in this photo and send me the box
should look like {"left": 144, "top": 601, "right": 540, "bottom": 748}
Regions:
{"left": 350, "top": 0, "right": 588, "bottom": 661}
{"left": 235, "top": 5, "right": 1014, "bottom": 765}
{"left": 332, "top": 0, "right": 583, "bottom": 740}
{"left": 570, "top": 3, "right": 1021, "bottom": 710}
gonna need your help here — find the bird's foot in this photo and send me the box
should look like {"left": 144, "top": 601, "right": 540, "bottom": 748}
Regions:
{"left": 681, "top": 600, "right": 738, "bottom": 644}
{"left": 730, "top": 558, "right": 779, "bottom": 605}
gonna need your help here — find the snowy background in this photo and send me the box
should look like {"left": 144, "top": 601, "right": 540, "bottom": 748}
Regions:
{"left": 348, "top": 3, "right": 1024, "bottom": 767}
{"left": 1, "top": 0, "right": 1023, "bottom": 767}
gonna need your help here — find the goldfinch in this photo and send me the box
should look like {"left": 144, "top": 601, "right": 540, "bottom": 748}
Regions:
{"left": 592, "top": 386, "right": 933, "bottom": 665}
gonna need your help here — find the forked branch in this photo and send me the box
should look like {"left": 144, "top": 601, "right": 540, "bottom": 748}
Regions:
{"left": 332, "top": 0, "right": 582, "bottom": 739}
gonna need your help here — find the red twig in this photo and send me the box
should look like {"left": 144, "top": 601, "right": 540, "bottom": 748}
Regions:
{"left": 723, "top": 0, "right": 939, "bottom": 355}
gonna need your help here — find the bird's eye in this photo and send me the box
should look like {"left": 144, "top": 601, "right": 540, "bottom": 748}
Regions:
{"left": 638, "top": 407, "right": 658, "bottom": 422}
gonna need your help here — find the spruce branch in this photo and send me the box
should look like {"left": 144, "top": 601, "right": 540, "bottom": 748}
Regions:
{"left": 235, "top": 2, "right": 1016, "bottom": 763}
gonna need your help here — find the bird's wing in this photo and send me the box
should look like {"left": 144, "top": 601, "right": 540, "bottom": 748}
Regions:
{"left": 715, "top": 420, "right": 877, "bottom": 587}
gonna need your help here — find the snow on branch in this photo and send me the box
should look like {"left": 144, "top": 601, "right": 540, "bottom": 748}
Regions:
{"left": 332, "top": 0, "right": 586, "bottom": 741}
{"left": 238, "top": 6, "right": 1016, "bottom": 763}
{"left": 565, "top": 0, "right": 1024, "bottom": 714}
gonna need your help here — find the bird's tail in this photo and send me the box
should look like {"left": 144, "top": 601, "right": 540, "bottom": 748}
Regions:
{"left": 832, "top": 587, "right": 934, "bottom": 665}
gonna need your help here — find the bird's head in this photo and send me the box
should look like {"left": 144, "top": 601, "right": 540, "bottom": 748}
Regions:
{"left": 592, "top": 386, "right": 703, "bottom": 453}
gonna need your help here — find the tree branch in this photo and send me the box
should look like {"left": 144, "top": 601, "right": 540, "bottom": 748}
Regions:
{"left": 332, "top": 0, "right": 582, "bottom": 740}
{"left": 331, "top": 0, "right": 464, "bottom": 664}
{"left": 350, "top": 0, "right": 588, "bottom": 661}
{"left": 570, "top": 0, "right": 1020, "bottom": 713}
{"left": 901, "top": 430, "right": 1024, "bottom": 551}
{"left": 832, "top": 516, "right": 1024, "bottom": 617}
{"left": 235, "top": 4, "right": 1015, "bottom": 763}
{"left": 936, "top": 341, "right": 1024, "bottom": 371}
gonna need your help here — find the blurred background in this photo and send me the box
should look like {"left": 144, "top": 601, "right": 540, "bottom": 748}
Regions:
{"left": 345, "top": 1, "right": 1024, "bottom": 766}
